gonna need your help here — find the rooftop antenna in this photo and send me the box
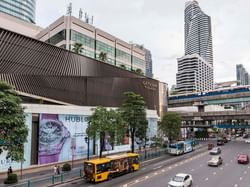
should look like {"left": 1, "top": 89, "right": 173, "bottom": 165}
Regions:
{"left": 67, "top": 2, "right": 72, "bottom": 16}
{"left": 79, "top": 8, "right": 83, "bottom": 19}
{"left": 84, "top": 12, "right": 94, "bottom": 25}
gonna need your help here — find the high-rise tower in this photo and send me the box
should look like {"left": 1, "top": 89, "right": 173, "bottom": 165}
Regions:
{"left": 0, "top": 0, "right": 36, "bottom": 23}
{"left": 176, "top": 1, "right": 214, "bottom": 93}
{"left": 184, "top": 0, "right": 213, "bottom": 65}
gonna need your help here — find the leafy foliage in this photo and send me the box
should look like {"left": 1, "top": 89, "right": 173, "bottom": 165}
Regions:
{"left": 62, "top": 163, "right": 71, "bottom": 171}
{"left": 72, "top": 43, "right": 83, "bottom": 54}
{"left": 158, "top": 112, "right": 182, "bottom": 142}
{"left": 120, "top": 92, "right": 148, "bottom": 152}
{"left": 135, "top": 68, "right": 144, "bottom": 75}
{"left": 87, "top": 106, "right": 125, "bottom": 157}
{"left": 4, "top": 173, "right": 18, "bottom": 184}
{"left": 98, "top": 52, "right": 108, "bottom": 62}
{"left": 0, "top": 81, "right": 28, "bottom": 162}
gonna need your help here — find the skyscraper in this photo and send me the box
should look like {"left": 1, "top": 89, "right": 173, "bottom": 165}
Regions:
{"left": 185, "top": 0, "right": 213, "bottom": 65}
{"left": 135, "top": 44, "right": 153, "bottom": 78}
{"left": 0, "top": 0, "right": 36, "bottom": 23}
{"left": 176, "top": 1, "right": 214, "bottom": 93}
{"left": 236, "top": 64, "right": 250, "bottom": 85}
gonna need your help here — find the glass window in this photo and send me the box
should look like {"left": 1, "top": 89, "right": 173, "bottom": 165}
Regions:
{"left": 96, "top": 162, "right": 111, "bottom": 174}
{"left": 96, "top": 40, "right": 115, "bottom": 57}
{"left": 116, "top": 49, "right": 131, "bottom": 62}
{"left": 48, "top": 30, "right": 66, "bottom": 45}
{"left": 132, "top": 56, "right": 145, "bottom": 66}
{"left": 70, "top": 30, "right": 95, "bottom": 49}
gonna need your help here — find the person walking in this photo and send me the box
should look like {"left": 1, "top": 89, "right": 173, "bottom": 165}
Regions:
{"left": 7, "top": 166, "right": 12, "bottom": 176}
{"left": 57, "top": 165, "right": 60, "bottom": 175}
{"left": 54, "top": 165, "right": 57, "bottom": 175}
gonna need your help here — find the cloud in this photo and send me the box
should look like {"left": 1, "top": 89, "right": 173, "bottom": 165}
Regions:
{"left": 36, "top": 0, "right": 250, "bottom": 88}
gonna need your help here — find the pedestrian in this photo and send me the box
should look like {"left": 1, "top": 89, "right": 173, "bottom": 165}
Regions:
{"left": 7, "top": 166, "right": 12, "bottom": 176}
{"left": 57, "top": 165, "right": 60, "bottom": 175}
{"left": 54, "top": 165, "right": 57, "bottom": 175}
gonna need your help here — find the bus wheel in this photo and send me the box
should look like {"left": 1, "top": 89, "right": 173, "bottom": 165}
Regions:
{"left": 108, "top": 174, "right": 112, "bottom": 180}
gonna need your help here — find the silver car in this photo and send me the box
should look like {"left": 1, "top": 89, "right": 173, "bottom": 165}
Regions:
{"left": 208, "top": 156, "right": 223, "bottom": 166}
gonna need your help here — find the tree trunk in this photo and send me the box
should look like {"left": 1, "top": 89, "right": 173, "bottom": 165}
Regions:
{"left": 131, "top": 130, "right": 135, "bottom": 153}
{"left": 99, "top": 133, "right": 105, "bottom": 158}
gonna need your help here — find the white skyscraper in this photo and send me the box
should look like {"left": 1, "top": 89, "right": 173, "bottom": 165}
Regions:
{"left": 176, "top": 1, "right": 214, "bottom": 93}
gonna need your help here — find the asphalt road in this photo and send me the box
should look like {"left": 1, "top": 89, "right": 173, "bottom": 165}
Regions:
{"left": 59, "top": 142, "right": 208, "bottom": 187}
{"left": 119, "top": 140, "right": 250, "bottom": 187}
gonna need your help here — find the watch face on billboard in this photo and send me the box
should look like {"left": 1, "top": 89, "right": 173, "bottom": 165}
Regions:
{"left": 38, "top": 114, "right": 92, "bottom": 165}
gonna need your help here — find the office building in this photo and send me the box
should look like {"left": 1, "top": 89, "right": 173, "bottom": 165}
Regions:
{"left": 176, "top": 1, "right": 214, "bottom": 93}
{"left": 237, "top": 64, "right": 250, "bottom": 85}
{"left": 184, "top": 0, "right": 213, "bottom": 65}
{"left": 36, "top": 16, "right": 146, "bottom": 74}
{"left": 176, "top": 54, "right": 213, "bottom": 93}
{"left": 0, "top": 0, "right": 36, "bottom": 23}
{"left": 135, "top": 44, "right": 153, "bottom": 78}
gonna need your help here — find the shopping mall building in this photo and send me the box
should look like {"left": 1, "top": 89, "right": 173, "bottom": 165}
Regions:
{"left": 0, "top": 27, "right": 167, "bottom": 172}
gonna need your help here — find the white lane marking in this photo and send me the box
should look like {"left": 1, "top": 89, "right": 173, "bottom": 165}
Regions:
{"left": 191, "top": 169, "right": 194, "bottom": 171}
{"left": 244, "top": 171, "right": 247, "bottom": 174}
{"left": 153, "top": 166, "right": 162, "bottom": 170}
{"left": 231, "top": 160, "right": 233, "bottom": 162}
{"left": 168, "top": 166, "right": 172, "bottom": 169}
{"left": 240, "top": 177, "right": 243, "bottom": 181}
{"left": 175, "top": 164, "right": 178, "bottom": 167}
{"left": 234, "top": 184, "right": 238, "bottom": 187}
{"left": 154, "top": 172, "right": 158, "bottom": 175}
{"left": 220, "top": 167, "right": 223, "bottom": 170}
{"left": 161, "top": 169, "right": 165, "bottom": 172}
{"left": 200, "top": 164, "right": 203, "bottom": 167}
{"left": 135, "top": 180, "right": 139, "bottom": 183}
{"left": 123, "top": 185, "right": 128, "bottom": 187}
{"left": 205, "top": 178, "right": 208, "bottom": 181}
{"left": 145, "top": 176, "right": 149, "bottom": 179}
{"left": 226, "top": 163, "right": 229, "bottom": 166}
{"left": 213, "top": 172, "right": 216, "bottom": 175}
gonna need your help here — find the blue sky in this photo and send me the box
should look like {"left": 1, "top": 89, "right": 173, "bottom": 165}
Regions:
{"left": 36, "top": 0, "right": 250, "bottom": 87}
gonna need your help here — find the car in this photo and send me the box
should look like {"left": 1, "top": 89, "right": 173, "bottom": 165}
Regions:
{"left": 208, "top": 156, "right": 223, "bottom": 167}
{"left": 245, "top": 139, "right": 250, "bottom": 144}
{"left": 243, "top": 134, "right": 249, "bottom": 139}
{"left": 217, "top": 139, "right": 224, "bottom": 146}
{"left": 237, "top": 154, "right": 249, "bottom": 164}
{"left": 209, "top": 147, "right": 221, "bottom": 155}
{"left": 168, "top": 173, "right": 193, "bottom": 187}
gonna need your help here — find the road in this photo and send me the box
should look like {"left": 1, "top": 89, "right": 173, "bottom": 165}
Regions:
{"left": 59, "top": 142, "right": 208, "bottom": 187}
{"left": 60, "top": 141, "right": 250, "bottom": 187}
{"left": 120, "top": 140, "right": 250, "bottom": 187}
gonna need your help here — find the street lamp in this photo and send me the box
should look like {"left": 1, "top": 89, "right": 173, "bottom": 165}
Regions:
{"left": 84, "top": 136, "right": 90, "bottom": 160}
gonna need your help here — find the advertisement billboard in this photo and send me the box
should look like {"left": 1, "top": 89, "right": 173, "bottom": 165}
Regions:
{"left": 38, "top": 114, "right": 93, "bottom": 164}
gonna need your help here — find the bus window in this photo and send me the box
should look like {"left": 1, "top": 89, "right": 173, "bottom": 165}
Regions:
{"left": 96, "top": 162, "right": 111, "bottom": 174}
{"left": 84, "top": 163, "right": 94, "bottom": 174}
{"left": 132, "top": 156, "right": 139, "bottom": 164}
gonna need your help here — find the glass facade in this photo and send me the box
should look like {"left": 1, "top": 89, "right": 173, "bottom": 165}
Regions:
{"left": 70, "top": 30, "right": 95, "bottom": 49}
{"left": 0, "top": 0, "right": 36, "bottom": 23}
{"left": 116, "top": 49, "right": 131, "bottom": 62}
{"left": 132, "top": 56, "right": 145, "bottom": 66}
{"left": 48, "top": 30, "right": 66, "bottom": 45}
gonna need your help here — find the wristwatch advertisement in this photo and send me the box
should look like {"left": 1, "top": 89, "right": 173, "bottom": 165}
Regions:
{"left": 39, "top": 114, "right": 70, "bottom": 164}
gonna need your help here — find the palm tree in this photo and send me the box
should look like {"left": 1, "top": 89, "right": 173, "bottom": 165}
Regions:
{"left": 135, "top": 68, "right": 144, "bottom": 75}
{"left": 72, "top": 43, "right": 83, "bottom": 54}
{"left": 98, "top": 52, "right": 107, "bottom": 62}
{"left": 120, "top": 64, "right": 126, "bottom": 70}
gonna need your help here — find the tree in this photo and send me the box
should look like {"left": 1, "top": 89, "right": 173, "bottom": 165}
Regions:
{"left": 72, "top": 43, "right": 83, "bottom": 54}
{"left": 135, "top": 68, "right": 144, "bottom": 75}
{"left": 98, "top": 52, "right": 107, "bottom": 62}
{"left": 0, "top": 81, "right": 28, "bottom": 162}
{"left": 120, "top": 64, "right": 126, "bottom": 70}
{"left": 120, "top": 92, "right": 148, "bottom": 153}
{"left": 86, "top": 106, "right": 125, "bottom": 158}
{"left": 158, "top": 112, "right": 182, "bottom": 143}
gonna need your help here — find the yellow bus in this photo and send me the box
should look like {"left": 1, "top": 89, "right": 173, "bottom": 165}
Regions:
{"left": 84, "top": 153, "right": 139, "bottom": 182}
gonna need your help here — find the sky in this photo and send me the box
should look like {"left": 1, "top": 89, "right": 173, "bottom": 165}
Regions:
{"left": 36, "top": 0, "right": 250, "bottom": 87}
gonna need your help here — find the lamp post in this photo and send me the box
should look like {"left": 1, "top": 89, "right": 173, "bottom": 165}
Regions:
{"left": 84, "top": 136, "right": 90, "bottom": 160}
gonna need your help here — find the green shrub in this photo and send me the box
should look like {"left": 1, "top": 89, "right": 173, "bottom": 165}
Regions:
{"left": 62, "top": 163, "right": 71, "bottom": 171}
{"left": 4, "top": 173, "right": 18, "bottom": 184}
